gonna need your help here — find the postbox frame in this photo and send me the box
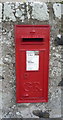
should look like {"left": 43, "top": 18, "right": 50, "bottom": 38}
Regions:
{"left": 15, "top": 25, "right": 50, "bottom": 103}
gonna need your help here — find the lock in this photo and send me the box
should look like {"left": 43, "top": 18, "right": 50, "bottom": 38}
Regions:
{"left": 24, "top": 73, "right": 29, "bottom": 79}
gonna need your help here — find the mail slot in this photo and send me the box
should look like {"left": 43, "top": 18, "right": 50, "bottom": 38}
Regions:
{"left": 15, "top": 25, "right": 50, "bottom": 103}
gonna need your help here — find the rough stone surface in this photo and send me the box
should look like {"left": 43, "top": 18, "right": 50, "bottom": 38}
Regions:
{"left": 0, "top": 3, "right": 2, "bottom": 22}
{"left": 0, "top": 0, "right": 63, "bottom": 2}
{"left": 0, "top": 2, "right": 62, "bottom": 119}
{"left": 53, "top": 3, "right": 61, "bottom": 19}
{"left": 61, "top": 14, "right": 63, "bottom": 118}
{"left": 0, "top": 22, "right": 2, "bottom": 120}
{"left": 4, "top": 3, "right": 16, "bottom": 21}
{"left": 31, "top": 2, "right": 49, "bottom": 21}
{"left": 61, "top": 4, "right": 63, "bottom": 15}
{"left": 2, "top": 2, "right": 62, "bottom": 22}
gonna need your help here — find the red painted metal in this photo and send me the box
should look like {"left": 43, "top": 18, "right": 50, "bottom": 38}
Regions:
{"left": 15, "top": 25, "right": 50, "bottom": 103}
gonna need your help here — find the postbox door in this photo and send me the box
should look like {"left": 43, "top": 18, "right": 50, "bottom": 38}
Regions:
{"left": 18, "top": 49, "right": 47, "bottom": 102}
{"left": 15, "top": 25, "right": 50, "bottom": 103}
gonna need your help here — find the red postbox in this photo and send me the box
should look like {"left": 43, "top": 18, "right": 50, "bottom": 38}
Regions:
{"left": 15, "top": 25, "right": 50, "bottom": 103}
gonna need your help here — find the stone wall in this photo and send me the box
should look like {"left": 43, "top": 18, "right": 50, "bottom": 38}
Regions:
{"left": 0, "top": 0, "right": 63, "bottom": 3}
{"left": 0, "top": 1, "right": 63, "bottom": 119}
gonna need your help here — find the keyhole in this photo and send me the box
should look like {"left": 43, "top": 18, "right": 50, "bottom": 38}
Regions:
{"left": 24, "top": 73, "right": 28, "bottom": 79}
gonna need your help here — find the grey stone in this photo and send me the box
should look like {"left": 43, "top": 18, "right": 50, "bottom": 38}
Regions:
{"left": 33, "top": 110, "right": 49, "bottom": 118}
{"left": 4, "top": 3, "right": 16, "bottom": 21}
{"left": 31, "top": 2, "right": 49, "bottom": 21}
{"left": 0, "top": 3, "right": 2, "bottom": 22}
{"left": 61, "top": 4, "right": 63, "bottom": 15}
{"left": 53, "top": 3, "right": 61, "bottom": 19}
{"left": 15, "top": 9, "right": 23, "bottom": 18}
